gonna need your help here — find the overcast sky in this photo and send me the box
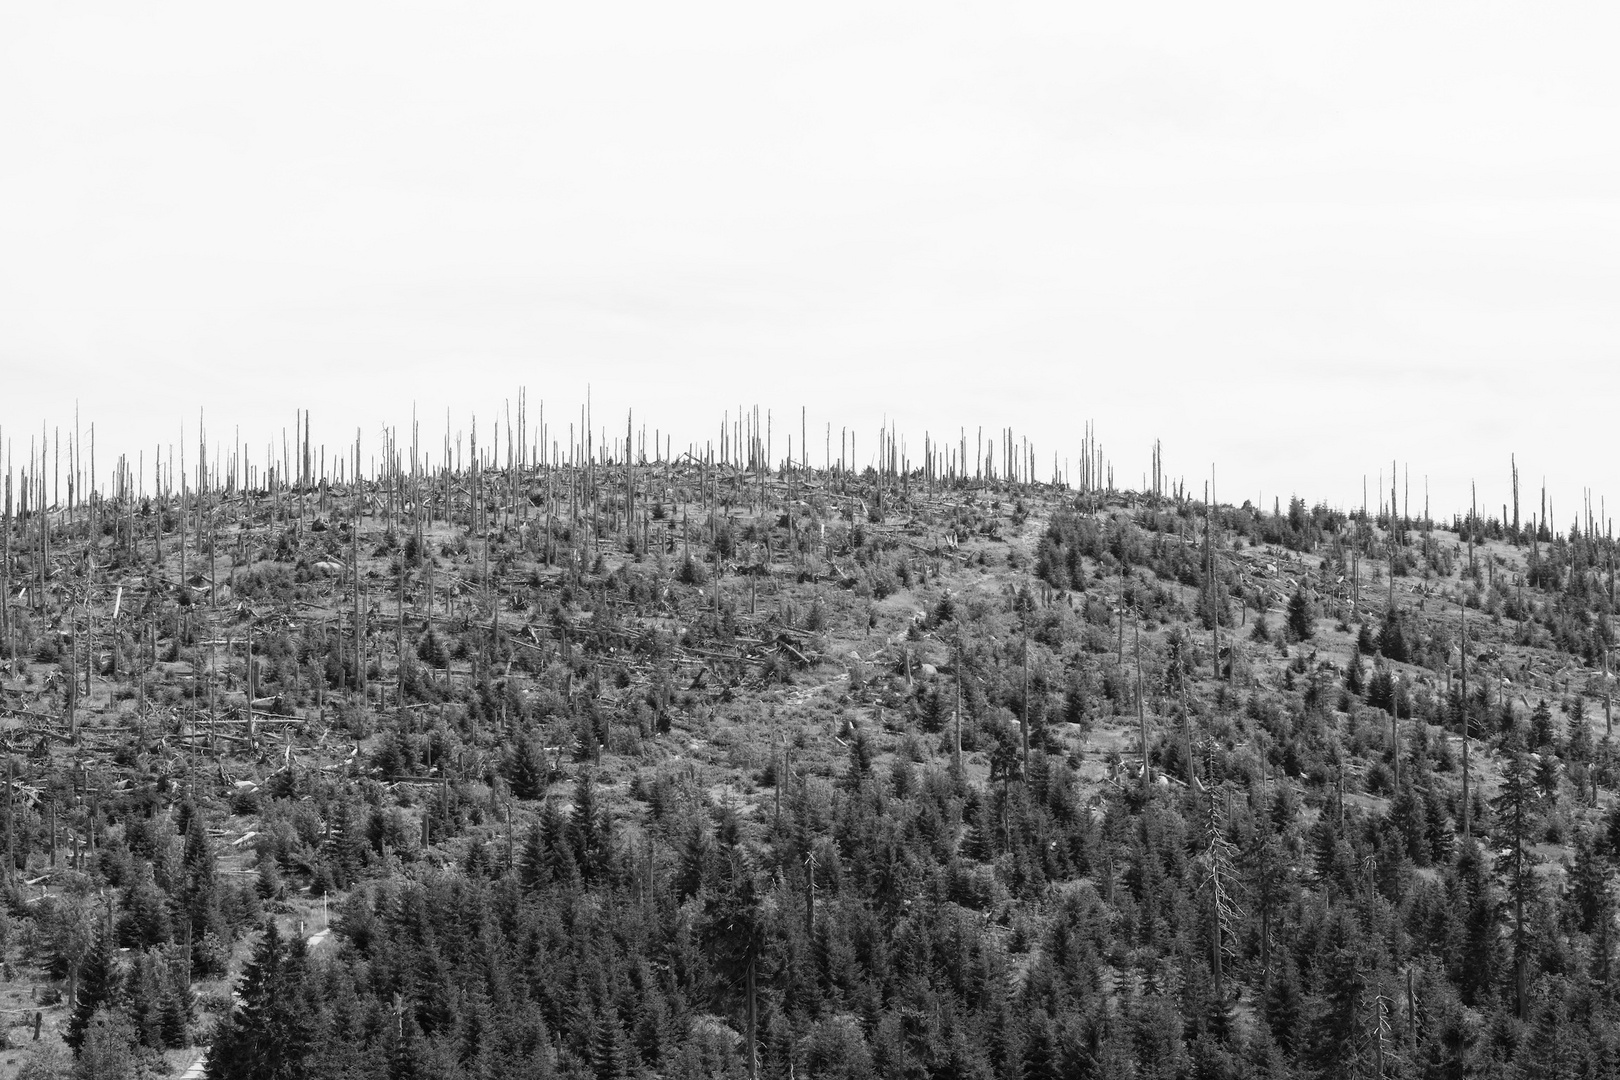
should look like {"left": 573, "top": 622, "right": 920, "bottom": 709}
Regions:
{"left": 3, "top": 2, "right": 1618, "bottom": 522}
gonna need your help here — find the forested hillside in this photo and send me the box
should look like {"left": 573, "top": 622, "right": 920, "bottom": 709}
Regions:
{"left": 0, "top": 417, "right": 1617, "bottom": 1079}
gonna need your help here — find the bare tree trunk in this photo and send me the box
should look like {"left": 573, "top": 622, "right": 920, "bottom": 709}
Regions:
{"left": 1136, "top": 610, "right": 1148, "bottom": 792}
{"left": 67, "top": 611, "right": 77, "bottom": 745}
{"left": 805, "top": 853, "right": 815, "bottom": 938}
{"left": 4, "top": 757, "right": 12, "bottom": 888}
{"left": 398, "top": 493, "right": 407, "bottom": 720}
{"left": 1460, "top": 605, "right": 1470, "bottom": 841}
{"left": 1512, "top": 454, "right": 1520, "bottom": 539}
{"left": 1020, "top": 636, "right": 1030, "bottom": 773}
{"left": 355, "top": 432, "right": 366, "bottom": 697}
{"left": 954, "top": 663, "right": 963, "bottom": 772}
{"left": 746, "top": 946, "right": 758, "bottom": 1080}
{"left": 1, "top": 471, "right": 10, "bottom": 656}
{"left": 247, "top": 620, "right": 257, "bottom": 752}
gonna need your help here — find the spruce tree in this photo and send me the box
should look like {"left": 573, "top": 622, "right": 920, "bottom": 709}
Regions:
{"left": 540, "top": 799, "right": 581, "bottom": 887}
{"left": 323, "top": 798, "right": 369, "bottom": 888}
{"left": 1566, "top": 696, "right": 1594, "bottom": 763}
{"left": 519, "top": 821, "right": 548, "bottom": 891}
{"left": 1367, "top": 665, "right": 1395, "bottom": 715}
{"left": 1377, "top": 614, "right": 1407, "bottom": 662}
{"left": 123, "top": 951, "right": 165, "bottom": 1051}
{"left": 66, "top": 929, "right": 119, "bottom": 1054}
{"left": 389, "top": 1012, "right": 424, "bottom": 1080}
{"left": 843, "top": 728, "right": 874, "bottom": 788}
{"left": 1263, "top": 957, "right": 1303, "bottom": 1058}
{"left": 698, "top": 839, "right": 764, "bottom": 1054}
{"left": 159, "top": 979, "right": 193, "bottom": 1050}
{"left": 506, "top": 739, "right": 547, "bottom": 801}
{"left": 180, "top": 812, "right": 223, "bottom": 976}
{"left": 74, "top": 1009, "right": 139, "bottom": 1080}
{"left": 1567, "top": 828, "right": 1608, "bottom": 935}
{"left": 1490, "top": 740, "right": 1540, "bottom": 1020}
{"left": 1534, "top": 754, "right": 1561, "bottom": 806}
{"left": 416, "top": 628, "right": 448, "bottom": 672}
{"left": 1450, "top": 840, "right": 1500, "bottom": 1008}
{"left": 1530, "top": 699, "right": 1556, "bottom": 749}
{"left": 118, "top": 865, "right": 171, "bottom": 950}
{"left": 675, "top": 817, "right": 712, "bottom": 902}
{"left": 1522, "top": 992, "right": 1580, "bottom": 1080}
{"left": 1286, "top": 586, "right": 1313, "bottom": 642}
{"left": 571, "top": 770, "right": 607, "bottom": 882}
{"left": 205, "top": 920, "right": 315, "bottom": 1080}
{"left": 1305, "top": 943, "right": 1369, "bottom": 1080}
{"left": 1344, "top": 649, "right": 1365, "bottom": 697}
{"left": 590, "top": 1009, "right": 633, "bottom": 1080}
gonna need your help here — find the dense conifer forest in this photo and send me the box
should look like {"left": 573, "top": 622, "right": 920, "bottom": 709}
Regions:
{"left": 0, "top": 411, "right": 1617, "bottom": 1079}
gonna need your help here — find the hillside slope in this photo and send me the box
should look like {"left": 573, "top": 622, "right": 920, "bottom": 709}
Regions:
{"left": 0, "top": 448, "right": 1616, "bottom": 1078}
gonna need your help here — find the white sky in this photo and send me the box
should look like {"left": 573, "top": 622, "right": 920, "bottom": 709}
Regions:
{"left": 3, "top": 2, "right": 1618, "bottom": 522}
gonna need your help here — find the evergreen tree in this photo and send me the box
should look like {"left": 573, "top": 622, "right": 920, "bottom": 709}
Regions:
{"left": 1390, "top": 784, "right": 1430, "bottom": 866}
{"left": 1567, "top": 828, "right": 1608, "bottom": 935}
{"left": 698, "top": 842, "right": 763, "bottom": 1042}
{"left": 159, "top": 980, "right": 193, "bottom": 1051}
{"left": 1450, "top": 840, "right": 1500, "bottom": 1008}
{"left": 571, "top": 770, "right": 609, "bottom": 882}
{"left": 1287, "top": 586, "right": 1313, "bottom": 642}
{"left": 1021, "top": 1015, "right": 1061, "bottom": 1080}
{"left": 844, "top": 728, "right": 874, "bottom": 789}
{"left": 1344, "top": 649, "right": 1365, "bottom": 697}
{"left": 1530, "top": 699, "right": 1556, "bottom": 750}
{"left": 1423, "top": 784, "right": 1456, "bottom": 864}
{"left": 590, "top": 1008, "right": 633, "bottom": 1080}
{"left": 1377, "top": 614, "right": 1408, "bottom": 663}
{"left": 1534, "top": 753, "right": 1561, "bottom": 807}
{"left": 519, "top": 821, "right": 548, "bottom": 891}
{"left": 463, "top": 838, "right": 493, "bottom": 879}
{"left": 323, "top": 798, "right": 369, "bottom": 888}
{"left": 1263, "top": 957, "right": 1303, "bottom": 1058}
{"left": 256, "top": 855, "right": 285, "bottom": 903}
{"left": 506, "top": 739, "right": 548, "bottom": 801}
{"left": 1409, "top": 965, "right": 1480, "bottom": 1078}
{"left": 118, "top": 865, "right": 171, "bottom": 950}
{"left": 67, "top": 929, "right": 120, "bottom": 1054}
{"left": 1602, "top": 801, "right": 1620, "bottom": 858}
{"left": 1521, "top": 990, "right": 1580, "bottom": 1080}
{"left": 389, "top": 1012, "right": 424, "bottom": 1080}
{"left": 1490, "top": 740, "right": 1540, "bottom": 1020}
{"left": 180, "top": 811, "right": 225, "bottom": 977}
{"left": 1566, "top": 696, "right": 1594, "bottom": 763}
{"left": 205, "top": 920, "right": 315, "bottom": 1080}
{"left": 73, "top": 1008, "right": 139, "bottom": 1080}
{"left": 539, "top": 799, "right": 580, "bottom": 887}
{"left": 1367, "top": 665, "right": 1396, "bottom": 715}
{"left": 416, "top": 628, "right": 449, "bottom": 672}
{"left": 675, "top": 817, "right": 713, "bottom": 901}
{"left": 122, "top": 951, "right": 165, "bottom": 1051}
{"left": 1305, "top": 944, "right": 1369, "bottom": 1080}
